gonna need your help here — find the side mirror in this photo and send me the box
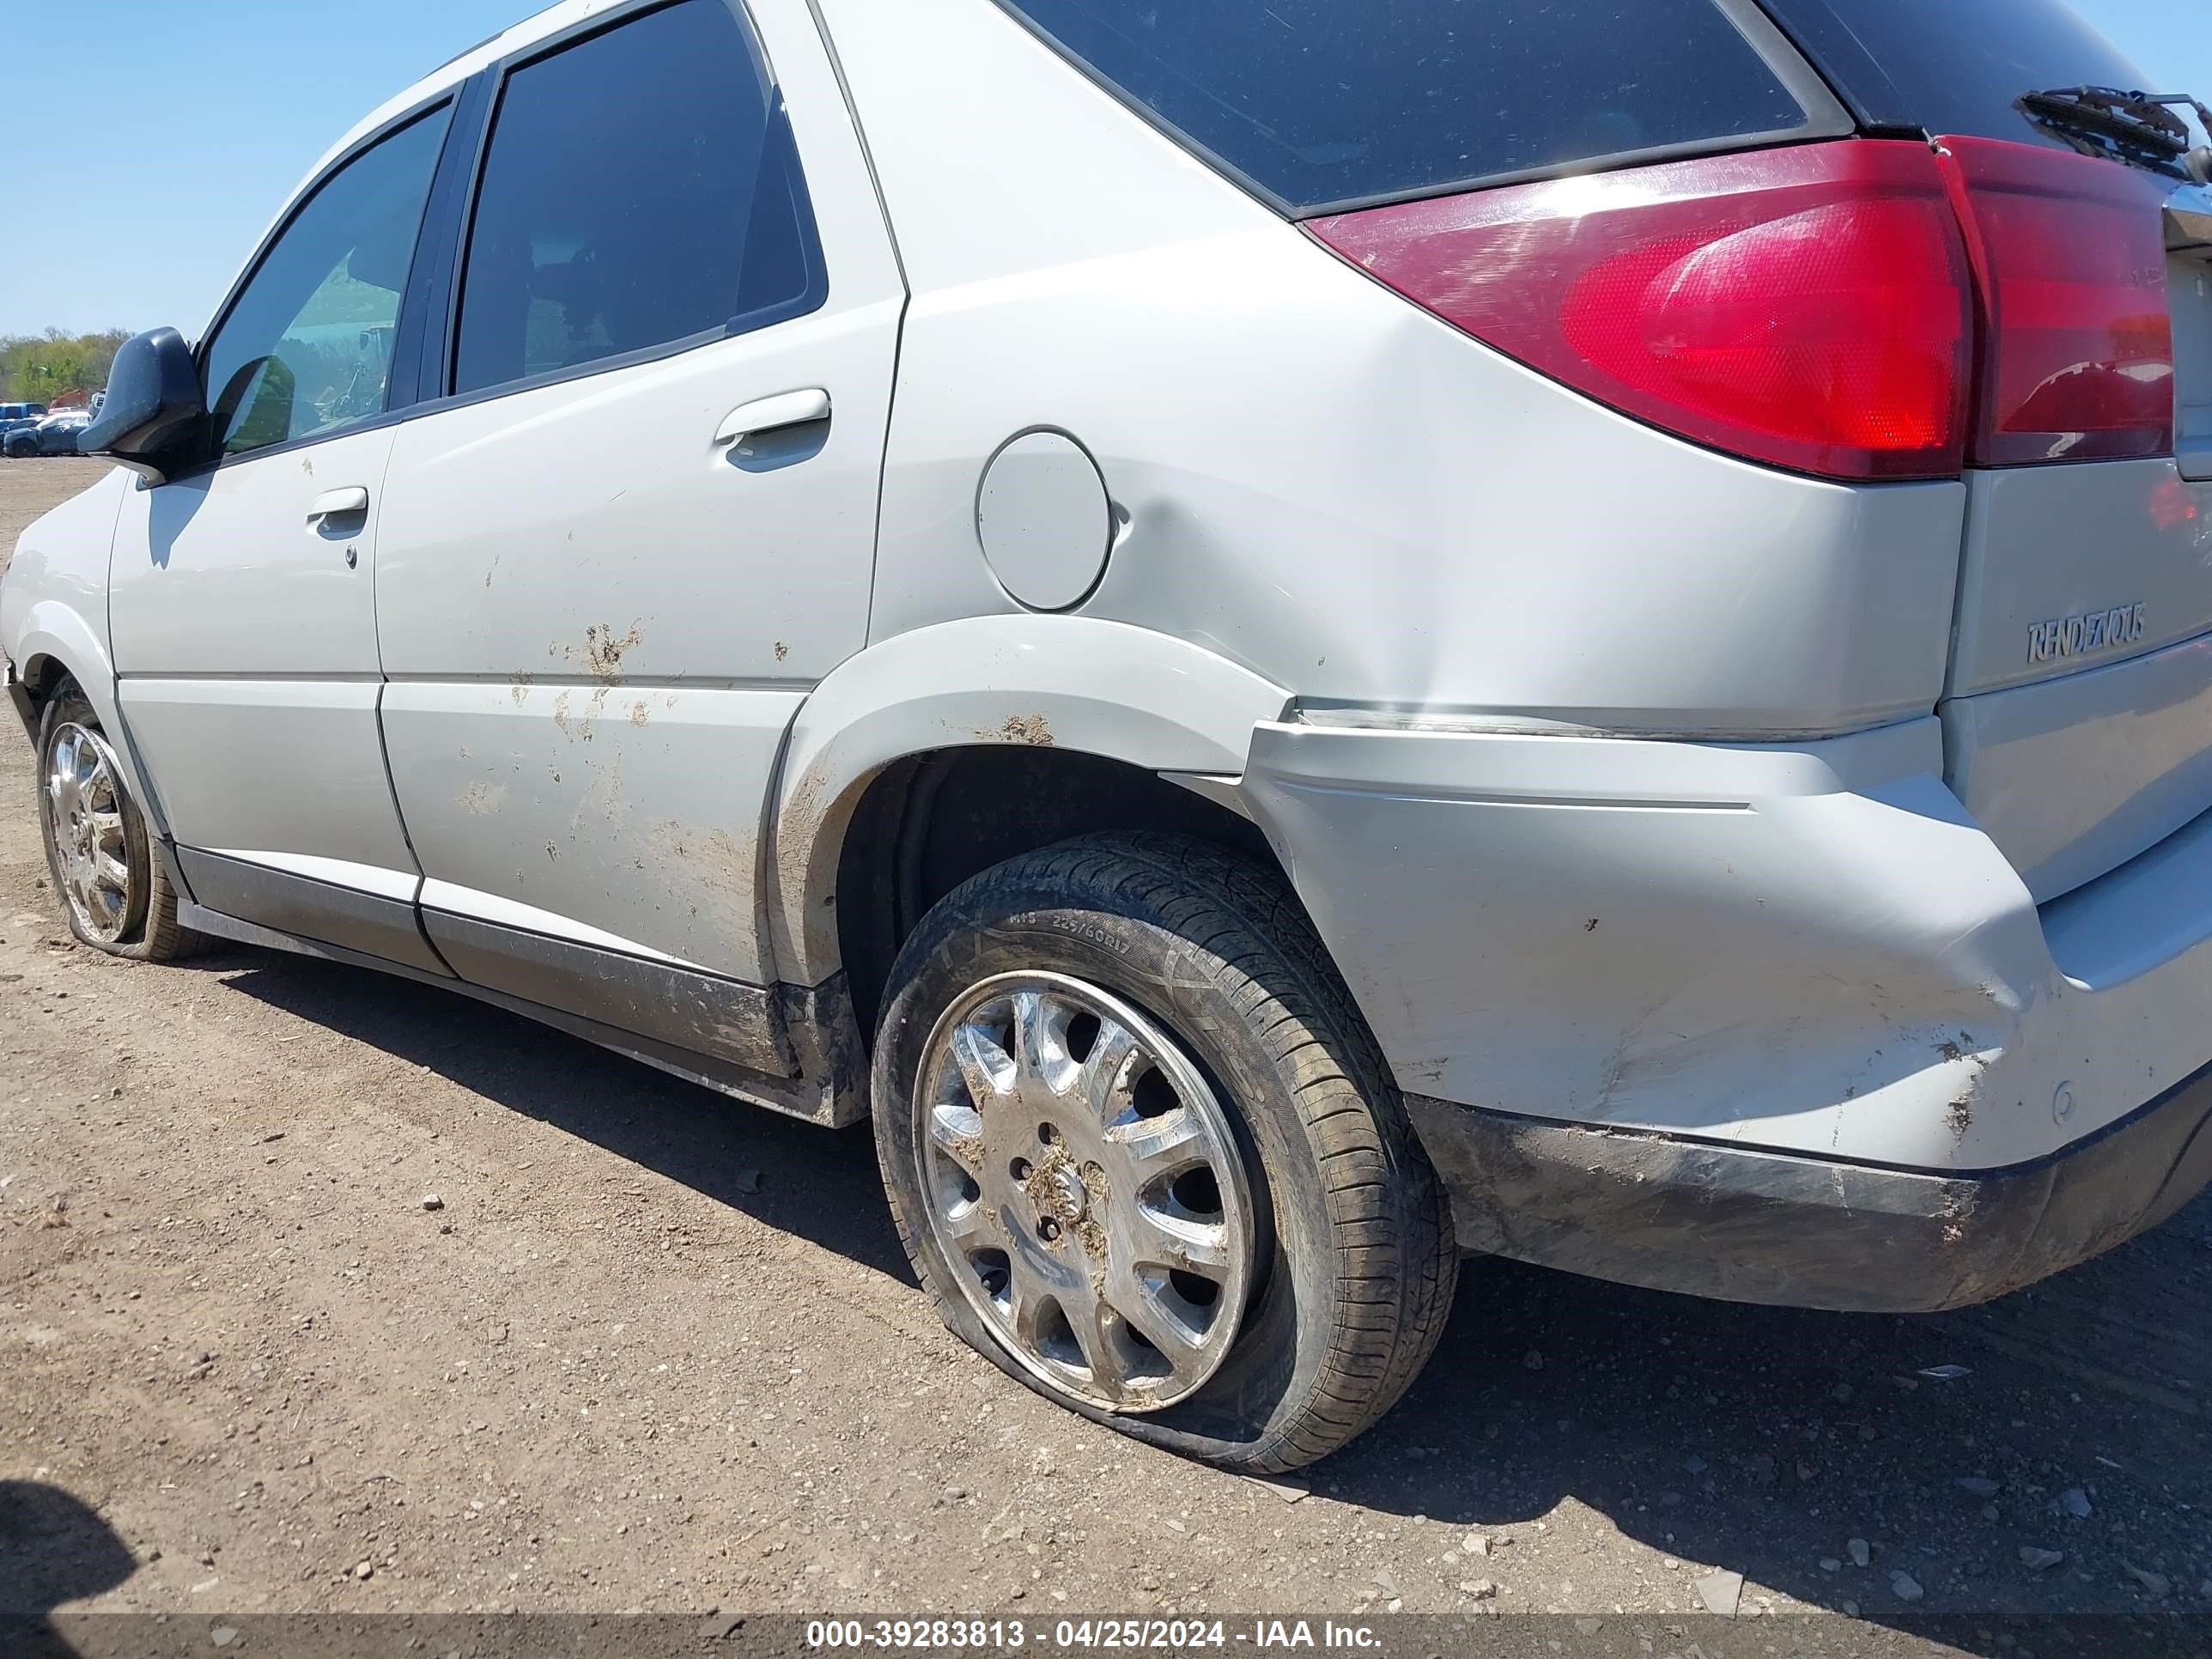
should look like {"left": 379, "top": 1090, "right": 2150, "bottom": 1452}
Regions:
{"left": 76, "top": 327, "right": 207, "bottom": 484}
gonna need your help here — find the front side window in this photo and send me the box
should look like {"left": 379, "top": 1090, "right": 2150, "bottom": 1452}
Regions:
{"left": 202, "top": 108, "right": 450, "bottom": 459}
{"left": 452, "top": 0, "right": 823, "bottom": 398}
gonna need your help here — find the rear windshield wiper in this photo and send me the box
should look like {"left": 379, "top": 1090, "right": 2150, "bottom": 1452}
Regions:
{"left": 2017, "top": 85, "right": 2212, "bottom": 183}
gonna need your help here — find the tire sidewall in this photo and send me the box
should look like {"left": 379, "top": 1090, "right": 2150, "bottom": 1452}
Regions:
{"left": 873, "top": 880, "right": 1351, "bottom": 1467}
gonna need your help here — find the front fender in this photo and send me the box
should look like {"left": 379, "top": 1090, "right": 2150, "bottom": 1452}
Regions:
{"left": 767, "top": 615, "right": 1289, "bottom": 981}
{"left": 1, "top": 467, "right": 153, "bottom": 822}
{"left": 6, "top": 604, "right": 166, "bottom": 830}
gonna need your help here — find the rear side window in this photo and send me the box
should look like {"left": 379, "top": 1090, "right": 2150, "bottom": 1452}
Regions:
{"left": 453, "top": 0, "right": 825, "bottom": 398}
{"left": 1757, "top": 0, "right": 2153, "bottom": 152}
{"left": 994, "top": 0, "right": 1817, "bottom": 213}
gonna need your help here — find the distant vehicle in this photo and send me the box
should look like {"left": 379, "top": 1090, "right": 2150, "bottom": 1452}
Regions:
{"left": 0, "top": 403, "right": 49, "bottom": 425}
{"left": 3, "top": 410, "right": 90, "bottom": 459}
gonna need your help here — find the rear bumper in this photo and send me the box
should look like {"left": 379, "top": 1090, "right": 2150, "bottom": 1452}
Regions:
{"left": 1231, "top": 712, "right": 2212, "bottom": 1307}
{"left": 1407, "top": 1070, "right": 2212, "bottom": 1312}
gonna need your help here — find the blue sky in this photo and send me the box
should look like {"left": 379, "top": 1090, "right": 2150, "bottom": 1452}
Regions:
{"left": 0, "top": 0, "right": 2205, "bottom": 337}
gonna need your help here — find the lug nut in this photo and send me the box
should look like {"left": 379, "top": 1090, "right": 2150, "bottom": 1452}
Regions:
{"left": 1039, "top": 1219, "right": 1061, "bottom": 1243}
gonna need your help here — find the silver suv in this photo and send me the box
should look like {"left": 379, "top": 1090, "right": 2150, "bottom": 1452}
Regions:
{"left": 5, "top": 0, "right": 2210, "bottom": 1468}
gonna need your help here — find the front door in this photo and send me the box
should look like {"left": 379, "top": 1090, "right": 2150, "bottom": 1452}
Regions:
{"left": 109, "top": 104, "right": 455, "bottom": 971}
{"left": 372, "top": 0, "right": 905, "bottom": 1070}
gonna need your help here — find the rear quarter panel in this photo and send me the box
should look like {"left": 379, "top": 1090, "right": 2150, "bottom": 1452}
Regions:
{"left": 817, "top": 0, "right": 1968, "bottom": 737}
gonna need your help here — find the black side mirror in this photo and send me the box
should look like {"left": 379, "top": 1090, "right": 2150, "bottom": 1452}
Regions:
{"left": 76, "top": 327, "right": 207, "bottom": 484}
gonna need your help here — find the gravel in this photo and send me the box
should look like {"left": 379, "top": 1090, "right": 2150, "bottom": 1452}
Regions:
{"left": 1694, "top": 1570, "right": 1744, "bottom": 1618}
{"left": 3, "top": 458, "right": 2208, "bottom": 1630}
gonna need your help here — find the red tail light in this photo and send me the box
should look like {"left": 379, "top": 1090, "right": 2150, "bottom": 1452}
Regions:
{"left": 1309, "top": 142, "right": 1974, "bottom": 482}
{"left": 1936, "top": 136, "right": 2175, "bottom": 466}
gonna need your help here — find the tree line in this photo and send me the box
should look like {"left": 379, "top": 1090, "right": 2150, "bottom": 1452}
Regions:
{"left": 0, "top": 329, "right": 133, "bottom": 405}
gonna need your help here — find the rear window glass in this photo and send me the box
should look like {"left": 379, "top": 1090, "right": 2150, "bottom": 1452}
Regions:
{"left": 1757, "top": 0, "right": 2154, "bottom": 149}
{"left": 994, "top": 0, "right": 1814, "bottom": 212}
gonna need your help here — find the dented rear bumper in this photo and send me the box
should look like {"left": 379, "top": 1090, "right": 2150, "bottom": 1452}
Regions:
{"left": 1407, "top": 1074, "right": 2212, "bottom": 1311}
{"left": 1235, "top": 713, "right": 2212, "bottom": 1306}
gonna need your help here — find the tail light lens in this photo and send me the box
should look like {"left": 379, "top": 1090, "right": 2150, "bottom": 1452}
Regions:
{"left": 1936, "top": 136, "right": 2175, "bottom": 466}
{"left": 1309, "top": 142, "right": 1973, "bottom": 482}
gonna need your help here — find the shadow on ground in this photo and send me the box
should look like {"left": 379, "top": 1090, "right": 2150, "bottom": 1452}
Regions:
{"left": 0, "top": 1481, "right": 137, "bottom": 1657}
{"left": 215, "top": 949, "right": 915, "bottom": 1285}
{"left": 210, "top": 948, "right": 2210, "bottom": 1650}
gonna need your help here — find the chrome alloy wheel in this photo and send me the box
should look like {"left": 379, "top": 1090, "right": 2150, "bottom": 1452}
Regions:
{"left": 44, "top": 722, "right": 138, "bottom": 945}
{"left": 914, "top": 973, "right": 1259, "bottom": 1413}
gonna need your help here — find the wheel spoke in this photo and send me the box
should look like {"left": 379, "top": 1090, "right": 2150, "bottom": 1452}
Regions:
{"left": 1128, "top": 1201, "right": 1233, "bottom": 1278}
{"left": 1070, "top": 1299, "right": 1130, "bottom": 1403}
{"left": 47, "top": 735, "right": 80, "bottom": 813}
{"left": 927, "top": 1101, "right": 988, "bottom": 1179}
{"left": 1004, "top": 1250, "right": 1064, "bottom": 1351}
{"left": 1111, "top": 1284, "right": 1210, "bottom": 1389}
{"left": 94, "top": 849, "right": 132, "bottom": 892}
{"left": 1011, "top": 991, "right": 1077, "bottom": 1096}
{"left": 1077, "top": 1019, "right": 1140, "bottom": 1118}
{"left": 1107, "top": 1105, "right": 1210, "bottom": 1186}
{"left": 939, "top": 1198, "right": 997, "bottom": 1254}
{"left": 950, "top": 1023, "right": 1016, "bottom": 1109}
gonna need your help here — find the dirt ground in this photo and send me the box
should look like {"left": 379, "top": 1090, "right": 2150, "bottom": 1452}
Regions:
{"left": 1, "top": 458, "right": 2208, "bottom": 1645}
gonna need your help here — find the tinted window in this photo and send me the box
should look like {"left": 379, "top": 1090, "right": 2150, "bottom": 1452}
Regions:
{"left": 1759, "top": 0, "right": 2156, "bottom": 154}
{"left": 203, "top": 110, "right": 449, "bottom": 459}
{"left": 996, "top": 0, "right": 1812, "bottom": 212}
{"left": 453, "top": 0, "right": 823, "bottom": 397}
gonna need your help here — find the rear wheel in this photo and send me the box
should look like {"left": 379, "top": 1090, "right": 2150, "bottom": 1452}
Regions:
{"left": 872, "top": 833, "right": 1457, "bottom": 1470}
{"left": 36, "top": 682, "right": 204, "bottom": 961}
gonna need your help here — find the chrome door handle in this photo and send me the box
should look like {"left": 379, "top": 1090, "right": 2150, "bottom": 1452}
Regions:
{"left": 714, "top": 389, "right": 831, "bottom": 447}
{"left": 307, "top": 486, "right": 370, "bottom": 525}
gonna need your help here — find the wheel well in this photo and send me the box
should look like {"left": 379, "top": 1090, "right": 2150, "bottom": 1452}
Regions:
{"left": 9, "top": 654, "right": 63, "bottom": 740}
{"left": 834, "top": 748, "right": 1277, "bottom": 1041}
{"left": 17, "top": 654, "right": 64, "bottom": 695}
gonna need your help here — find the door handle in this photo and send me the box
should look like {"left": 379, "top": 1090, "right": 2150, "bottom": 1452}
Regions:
{"left": 307, "top": 486, "right": 370, "bottom": 525}
{"left": 714, "top": 389, "right": 831, "bottom": 447}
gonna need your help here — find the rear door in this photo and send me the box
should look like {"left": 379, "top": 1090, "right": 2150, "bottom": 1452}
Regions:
{"left": 373, "top": 0, "right": 903, "bottom": 1073}
{"left": 1763, "top": 0, "right": 2212, "bottom": 902}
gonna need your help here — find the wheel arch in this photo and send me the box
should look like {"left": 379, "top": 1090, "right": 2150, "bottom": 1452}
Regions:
{"left": 8, "top": 609, "right": 167, "bottom": 837}
{"left": 767, "top": 616, "right": 1291, "bottom": 999}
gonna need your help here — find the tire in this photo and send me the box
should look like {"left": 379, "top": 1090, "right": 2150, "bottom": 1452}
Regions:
{"left": 35, "top": 680, "right": 205, "bottom": 961}
{"left": 872, "top": 832, "right": 1457, "bottom": 1470}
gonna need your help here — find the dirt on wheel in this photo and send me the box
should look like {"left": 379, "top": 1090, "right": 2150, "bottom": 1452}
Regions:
{"left": 1, "top": 459, "right": 2208, "bottom": 1644}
